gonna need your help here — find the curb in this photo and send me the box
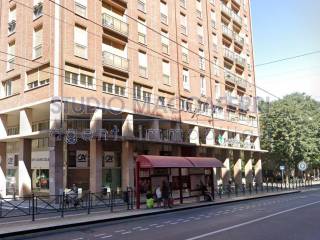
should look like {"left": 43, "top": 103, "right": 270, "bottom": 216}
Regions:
{"left": 0, "top": 190, "right": 300, "bottom": 238}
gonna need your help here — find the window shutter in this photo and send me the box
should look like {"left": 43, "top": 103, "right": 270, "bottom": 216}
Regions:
{"left": 74, "top": 26, "right": 87, "bottom": 47}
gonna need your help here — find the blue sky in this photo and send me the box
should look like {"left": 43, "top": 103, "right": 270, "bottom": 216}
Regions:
{"left": 251, "top": 0, "right": 320, "bottom": 101}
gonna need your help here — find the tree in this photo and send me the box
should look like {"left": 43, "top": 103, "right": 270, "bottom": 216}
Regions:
{"left": 259, "top": 93, "right": 320, "bottom": 177}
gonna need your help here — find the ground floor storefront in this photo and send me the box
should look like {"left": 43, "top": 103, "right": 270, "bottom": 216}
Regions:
{"left": 0, "top": 138, "right": 265, "bottom": 198}
{"left": 0, "top": 101, "right": 265, "bottom": 197}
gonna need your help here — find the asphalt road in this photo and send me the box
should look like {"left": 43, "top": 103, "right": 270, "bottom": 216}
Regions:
{"left": 4, "top": 189, "right": 320, "bottom": 240}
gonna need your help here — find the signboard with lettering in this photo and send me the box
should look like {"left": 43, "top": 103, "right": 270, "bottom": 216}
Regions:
{"left": 31, "top": 151, "right": 49, "bottom": 169}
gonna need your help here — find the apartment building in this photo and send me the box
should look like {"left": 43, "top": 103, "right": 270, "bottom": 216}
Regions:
{"left": 0, "top": 0, "right": 265, "bottom": 197}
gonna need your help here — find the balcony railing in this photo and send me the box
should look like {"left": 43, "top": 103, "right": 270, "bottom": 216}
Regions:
{"left": 232, "top": 11, "right": 242, "bottom": 25}
{"left": 102, "top": 13, "right": 129, "bottom": 36}
{"left": 235, "top": 54, "right": 246, "bottom": 67}
{"left": 224, "top": 48, "right": 235, "bottom": 62}
{"left": 226, "top": 95, "right": 239, "bottom": 106}
{"left": 221, "top": 4, "right": 232, "bottom": 18}
{"left": 222, "top": 25, "right": 233, "bottom": 39}
{"left": 102, "top": 51, "right": 129, "bottom": 72}
{"left": 224, "top": 70, "right": 237, "bottom": 84}
{"left": 234, "top": 33, "right": 244, "bottom": 46}
{"left": 239, "top": 101, "right": 250, "bottom": 111}
{"left": 236, "top": 76, "right": 247, "bottom": 88}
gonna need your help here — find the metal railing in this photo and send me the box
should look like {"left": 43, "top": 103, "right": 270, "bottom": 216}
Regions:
{"left": 102, "top": 13, "right": 129, "bottom": 36}
{"left": 102, "top": 51, "right": 129, "bottom": 72}
{"left": 0, "top": 188, "right": 134, "bottom": 221}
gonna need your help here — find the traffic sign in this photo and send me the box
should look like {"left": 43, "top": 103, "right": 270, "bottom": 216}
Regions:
{"left": 280, "top": 166, "right": 285, "bottom": 171}
{"left": 298, "top": 161, "right": 308, "bottom": 172}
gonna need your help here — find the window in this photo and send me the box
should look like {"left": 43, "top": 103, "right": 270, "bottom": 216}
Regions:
{"left": 212, "top": 57, "right": 220, "bottom": 76}
{"left": 199, "top": 101, "right": 209, "bottom": 115}
{"left": 200, "top": 75, "right": 206, "bottom": 96}
{"left": 75, "top": 0, "right": 87, "bottom": 18}
{"left": 180, "top": 0, "right": 186, "bottom": 8}
{"left": 199, "top": 49, "right": 205, "bottom": 70}
{"left": 210, "top": 10, "right": 216, "bottom": 29}
{"left": 33, "top": 0, "right": 43, "bottom": 19}
{"left": 162, "top": 61, "right": 171, "bottom": 85}
{"left": 138, "top": 19, "right": 147, "bottom": 45}
{"left": 8, "top": 7, "right": 16, "bottom": 34}
{"left": 161, "top": 30, "right": 169, "bottom": 54}
{"left": 102, "top": 78, "right": 126, "bottom": 97}
{"left": 134, "top": 84, "right": 152, "bottom": 103}
{"left": 181, "top": 41, "right": 188, "bottom": 63}
{"left": 196, "top": 0, "right": 202, "bottom": 19}
{"left": 182, "top": 68, "right": 190, "bottom": 90}
{"left": 180, "top": 98, "right": 192, "bottom": 112}
{"left": 160, "top": 1, "right": 168, "bottom": 24}
{"left": 65, "top": 67, "right": 95, "bottom": 89}
{"left": 138, "top": 0, "right": 146, "bottom": 12}
{"left": 158, "top": 96, "right": 166, "bottom": 106}
{"left": 7, "top": 42, "right": 15, "bottom": 71}
{"left": 180, "top": 13, "right": 187, "bottom": 35}
{"left": 3, "top": 80, "right": 12, "bottom": 97}
{"left": 215, "top": 82, "right": 221, "bottom": 100}
{"left": 74, "top": 25, "right": 88, "bottom": 58}
{"left": 27, "top": 66, "right": 50, "bottom": 90}
{"left": 33, "top": 27, "right": 43, "bottom": 59}
{"left": 138, "top": 51, "right": 148, "bottom": 78}
{"left": 197, "top": 24, "right": 204, "bottom": 44}
{"left": 212, "top": 33, "right": 218, "bottom": 51}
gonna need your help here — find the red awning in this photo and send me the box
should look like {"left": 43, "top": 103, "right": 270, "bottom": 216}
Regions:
{"left": 185, "top": 157, "right": 224, "bottom": 168}
{"left": 137, "top": 155, "right": 224, "bottom": 169}
{"left": 137, "top": 155, "right": 194, "bottom": 168}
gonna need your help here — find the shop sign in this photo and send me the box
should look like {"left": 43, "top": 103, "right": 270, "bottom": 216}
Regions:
{"left": 31, "top": 151, "right": 49, "bottom": 169}
{"left": 76, "top": 150, "right": 88, "bottom": 168}
{"left": 103, "top": 151, "right": 115, "bottom": 168}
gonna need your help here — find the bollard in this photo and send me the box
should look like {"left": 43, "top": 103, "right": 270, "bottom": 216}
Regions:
{"left": 32, "top": 194, "right": 35, "bottom": 222}
{"left": 87, "top": 192, "right": 91, "bottom": 214}
{"left": 61, "top": 192, "right": 65, "bottom": 218}
{"left": 110, "top": 191, "right": 114, "bottom": 212}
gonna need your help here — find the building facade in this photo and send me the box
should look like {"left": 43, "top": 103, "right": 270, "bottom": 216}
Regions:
{"left": 0, "top": 0, "right": 264, "bottom": 197}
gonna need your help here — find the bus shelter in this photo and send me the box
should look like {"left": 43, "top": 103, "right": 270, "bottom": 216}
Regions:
{"left": 136, "top": 155, "right": 224, "bottom": 209}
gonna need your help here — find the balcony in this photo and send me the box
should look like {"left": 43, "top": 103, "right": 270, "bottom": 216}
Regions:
{"left": 232, "top": 11, "right": 242, "bottom": 26}
{"left": 224, "top": 70, "right": 237, "bottom": 85}
{"left": 236, "top": 76, "right": 247, "bottom": 88}
{"left": 222, "top": 25, "right": 233, "bottom": 39}
{"left": 234, "top": 33, "right": 244, "bottom": 46}
{"left": 224, "top": 48, "right": 235, "bottom": 62}
{"left": 226, "top": 95, "right": 239, "bottom": 107}
{"left": 102, "top": 51, "right": 129, "bottom": 72}
{"left": 102, "top": 13, "right": 129, "bottom": 37}
{"left": 221, "top": 4, "right": 232, "bottom": 19}
{"left": 239, "top": 101, "right": 250, "bottom": 111}
{"left": 235, "top": 54, "right": 246, "bottom": 67}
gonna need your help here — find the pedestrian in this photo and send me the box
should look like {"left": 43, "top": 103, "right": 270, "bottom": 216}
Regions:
{"left": 161, "top": 180, "right": 169, "bottom": 208}
{"left": 155, "top": 185, "right": 162, "bottom": 208}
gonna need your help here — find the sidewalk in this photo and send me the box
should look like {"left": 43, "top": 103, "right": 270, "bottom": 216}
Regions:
{"left": 0, "top": 189, "right": 300, "bottom": 237}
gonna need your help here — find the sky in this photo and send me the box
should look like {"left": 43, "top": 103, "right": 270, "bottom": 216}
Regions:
{"left": 251, "top": 0, "right": 320, "bottom": 102}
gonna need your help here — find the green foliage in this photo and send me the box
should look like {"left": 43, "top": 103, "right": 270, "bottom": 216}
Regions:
{"left": 259, "top": 93, "right": 320, "bottom": 172}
